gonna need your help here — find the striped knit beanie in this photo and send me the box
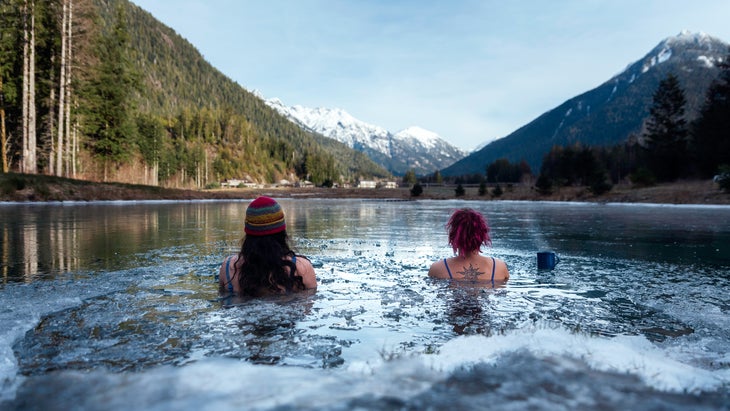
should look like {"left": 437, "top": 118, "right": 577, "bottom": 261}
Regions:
{"left": 244, "top": 196, "right": 286, "bottom": 236}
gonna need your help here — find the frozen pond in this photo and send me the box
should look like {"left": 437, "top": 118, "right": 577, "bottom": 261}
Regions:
{"left": 1, "top": 199, "right": 729, "bottom": 410}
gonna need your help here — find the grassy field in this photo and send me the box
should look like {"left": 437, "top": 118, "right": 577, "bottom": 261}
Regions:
{"left": 1, "top": 172, "right": 728, "bottom": 204}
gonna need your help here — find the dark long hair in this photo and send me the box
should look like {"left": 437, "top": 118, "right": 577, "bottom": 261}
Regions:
{"left": 237, "top": 231, "right": 305, "bottom": 296}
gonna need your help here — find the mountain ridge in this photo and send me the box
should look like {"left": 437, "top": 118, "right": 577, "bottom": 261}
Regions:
{"left": 264, "top": 98, "right": 466, "bottom": 176}
{"left": 442, "top": 31, "right": 729, "bottom": 177}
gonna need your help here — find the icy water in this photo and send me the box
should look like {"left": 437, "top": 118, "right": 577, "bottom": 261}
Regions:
{"left": 1, "top": 199, "right": 729, "bottom": 410}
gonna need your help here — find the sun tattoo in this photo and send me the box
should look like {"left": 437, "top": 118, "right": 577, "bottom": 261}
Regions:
{"left": 457, "top": 264, "right": 485, "bottom": 281}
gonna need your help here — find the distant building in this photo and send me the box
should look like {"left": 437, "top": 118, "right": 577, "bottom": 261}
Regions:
{"left": 222, "top": 178, "right": 258, "bottom": 188}
{"left": 358, "top": 180, "right": 377, "bottom": 188}
{"left": 382, "top": 181, "right": 398, "bottom": 189}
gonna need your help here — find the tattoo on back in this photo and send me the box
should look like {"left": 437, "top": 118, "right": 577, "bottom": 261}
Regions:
{"left": 457, "top": 264, "right": 485, "bottom": 281}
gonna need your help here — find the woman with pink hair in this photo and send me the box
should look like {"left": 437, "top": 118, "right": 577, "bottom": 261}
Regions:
{"left": 428, "top": 208, "right": 509, "bottom": 284}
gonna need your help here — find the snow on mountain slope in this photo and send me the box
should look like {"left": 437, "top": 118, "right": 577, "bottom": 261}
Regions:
{"left": 266, "top": 98, "right": 392, "bottom": 156}
{"left": 264, "top": 98, "right": 466, "bottom": 175}
{"left": 393, "top": 126, "right": 441, "bottom": 150}
{"left": 441, "top": 30, "right": 729, "bottom": 176}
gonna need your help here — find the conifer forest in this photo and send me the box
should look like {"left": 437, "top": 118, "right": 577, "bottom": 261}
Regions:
{"left": 0, "top": 0, "right": 388, "bottom": 188}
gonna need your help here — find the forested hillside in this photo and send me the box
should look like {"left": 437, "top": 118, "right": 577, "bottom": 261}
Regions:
{"left": 0, "top": 0, "right": 389, "bottom": 187}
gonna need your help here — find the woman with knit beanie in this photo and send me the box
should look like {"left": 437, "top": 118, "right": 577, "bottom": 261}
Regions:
{"left": 219, "top": 196, "right": 317, "bottom": 296}
{"left": 428, "top": 208, "right": 509, "bottom": 285}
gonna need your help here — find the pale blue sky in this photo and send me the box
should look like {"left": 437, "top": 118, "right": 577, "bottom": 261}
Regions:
{"left": 131, "top": 0, "right": 730, "bottom": 150}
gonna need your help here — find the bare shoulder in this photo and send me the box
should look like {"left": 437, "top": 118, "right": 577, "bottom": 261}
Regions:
{"left": 219, "top": 255, "right": 239, "bottom": 286}
{"left": 295, "top": 255, "right": 317, "bottom": 289}
{"left": 428, "top": 259, "right": 448, "bottom": 279}
{"left": 495, "top": 257, "right": 510, "bottom": 280}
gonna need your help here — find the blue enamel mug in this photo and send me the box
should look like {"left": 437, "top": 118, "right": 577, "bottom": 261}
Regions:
{"left": 537, "top": 251, "right": 559, "bottom": 270}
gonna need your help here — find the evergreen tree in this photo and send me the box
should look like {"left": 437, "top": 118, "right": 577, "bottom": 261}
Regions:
{"left": 587, "top": 169, "right": 612, "bottom": 195}
{"left": 478, "top": 181, "right": 487, "bottom": 196}
{"left": 454, "top": 183, "right": 465, "bottom": 197}
{"left": 486, "top": 157, "right": 524, "bottom": 183}
{"left": 716, "top": 164, "right": 730, "bottom": 192}
{"left": 629, "top": 167, "right": 656, "bottom": 187}
{"left": 403, "top": 169, "right": 417, "bottom": 185}
{"left": 539, "top": 144, "right": 598, "bottom": 186}
{"left": 518, "top": 159, "right": 532, "bottom": 180}
{"left": 304, "top": 150, "right": 336, "bottom": 185}
{"left": 692, "top": 50, "right": 730, "bottom": 178}
{"left": 643, "top": 73, "right": 688, "bottom": 182}
{"left": 79, "top": 5, "right": 139, "bottom": 178}
{"left": 534, "top": 174, "right": 552, "bottom": 195}
{"left": 0, "top": 1, "right": 20, "bottom": 172}
{"left": 135, "top": 113, "right": 163, "bottom": 184}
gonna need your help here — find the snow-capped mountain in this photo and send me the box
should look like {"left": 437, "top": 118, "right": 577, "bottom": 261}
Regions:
{"left": 442, "top": 30, "right": 729, "bottom": 176}
{"left": 265, "top": 98, "right": 466, "bottom": 176}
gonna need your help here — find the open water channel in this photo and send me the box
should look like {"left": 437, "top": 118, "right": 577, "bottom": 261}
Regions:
{"left": 1, "top": 198, "right": 729, "bottom": 410}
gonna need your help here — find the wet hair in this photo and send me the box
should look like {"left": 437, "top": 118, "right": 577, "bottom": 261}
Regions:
{"left": 237, "top": 230, "right": 305, "bottom": 296}
{"left": 447, "top": 208, "right": 491, "bottom": 257}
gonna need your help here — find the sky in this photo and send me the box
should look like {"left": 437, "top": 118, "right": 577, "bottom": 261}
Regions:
{"left": 130, "top": 0, "right": 730, "bottom": 151}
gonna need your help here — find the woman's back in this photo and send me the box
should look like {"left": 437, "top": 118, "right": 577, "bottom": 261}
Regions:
{"left": 429, "top": 253, "right": 509, "bottom": 282}
{"left": 219, "top": 254, "right": 317, "bottom": 295}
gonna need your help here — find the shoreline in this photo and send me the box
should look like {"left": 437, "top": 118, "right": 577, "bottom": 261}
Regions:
{"left": 1, "top": 173, "right": 728, "bottom": 205}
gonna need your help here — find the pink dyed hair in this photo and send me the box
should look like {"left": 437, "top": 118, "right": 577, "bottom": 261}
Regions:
{"left": 447, "top": 208, "right": 491, "bottom": 256}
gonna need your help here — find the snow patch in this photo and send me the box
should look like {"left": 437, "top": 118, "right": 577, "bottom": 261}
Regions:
{"left": 657, "top": 47, "right": 672, "bottom": 64}
{"left": 393, "top": 126, "right": 442, "bottom": 150}
{"left": 696, "top": 55, "right": 716, "bottom": 68}
{"left": 643, "top": 46, "right": 672, "bottom": 73}
{"left": 667, "top": 30, "right": 712, "bottom": 47}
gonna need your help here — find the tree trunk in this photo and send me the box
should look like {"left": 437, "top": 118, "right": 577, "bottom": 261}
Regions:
{"left": 22, "top": 0, "right": 29, "bottom": 173}
{"left": 21, "top": 0, "right": 37, "bottom": 173}
{"left": 56, "top": 0, "right": 67, "bottom": 176}
{"left": 27, "top": 0, "right": 36, "bottom": 173}
{"left": 65, "top": 0, "right": 73, "bottom": 177}
{"left": 72, "top": 121, "right": 78, "bottom": 177}
{"left": 1, "top": 75, "right": 7, "bottom": 173}
{"left": 48, "top": 60, "right": 55, "bottom": 174}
